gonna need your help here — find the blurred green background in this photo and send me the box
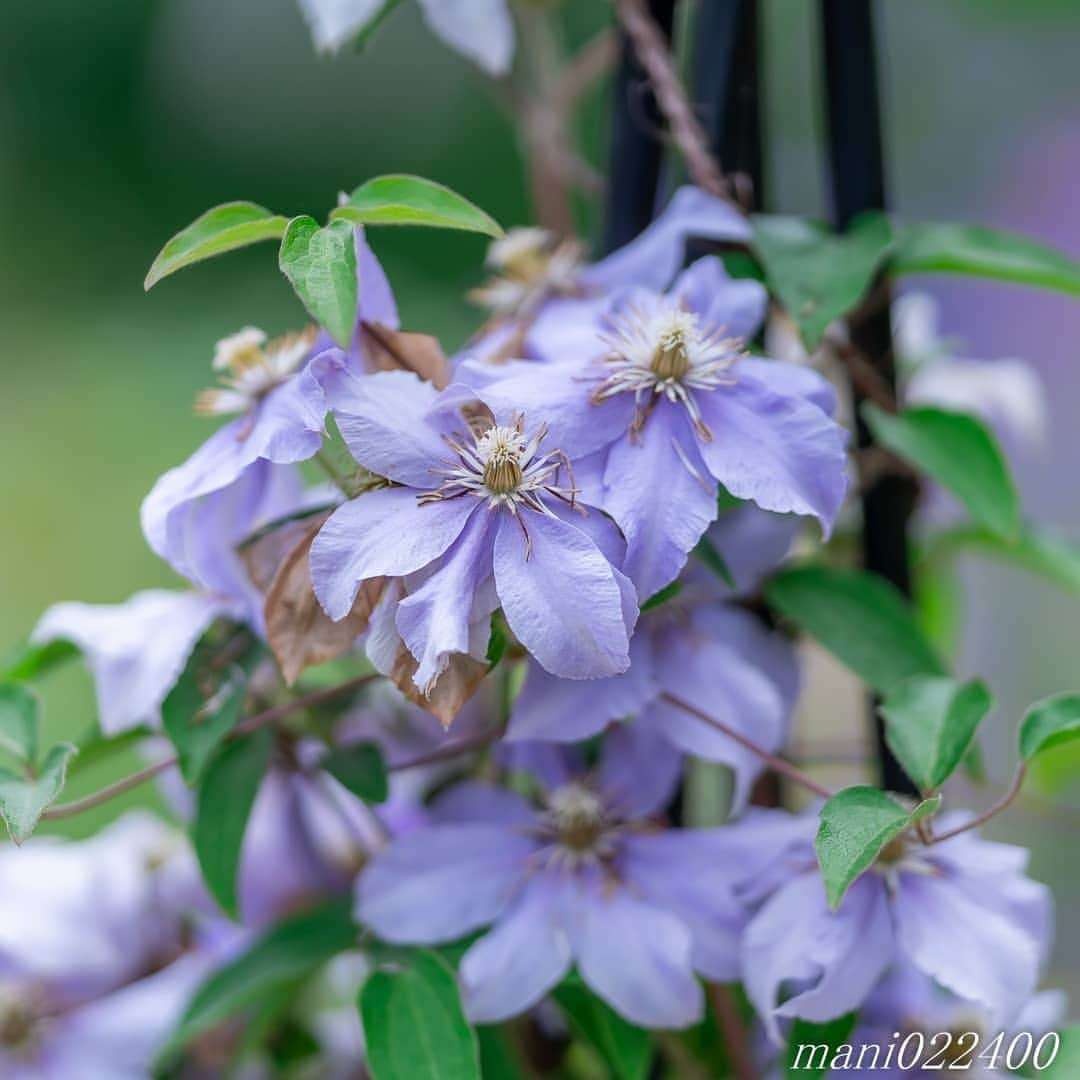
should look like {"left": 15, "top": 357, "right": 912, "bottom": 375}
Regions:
{"left": 3, "top": 0, "right": 1080, "bottom": 989}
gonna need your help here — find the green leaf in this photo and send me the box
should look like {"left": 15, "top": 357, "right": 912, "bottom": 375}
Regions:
{"left": 0, "top": 684, "right": 38, "bottom": 763}
{"left": 881, "top": 675, "right": 993, "bottom": 792}
{"left": 554, "top": 979, "right": 653, "bottom": 1080}
{"left": 485, "top": 611, "right": 509, "bottom": 670}
{"left": 351, "top": 0, "right": 405, "bottom": 50}
{"left": 863, "top": 405, "right": 1020, "bottom": 541}
{"left": 360, "top": 950, "right": 480, "bottom": 1080}
{"left": 891, "top": 222, "right": 1080, "bottom": 295}
{"left": 0, "top": 638, "right": 78, "bottom": 683}
{"left": 279, "top": 216, "right": 358, "bottom": 347}
{"left": 322, "top": 742, "right": 388, "bottom": 804}
{"left": 476, "top": 1026, "right": 526, "bottom": 1080}
{"left": 765, "top": 564, "right": 945, "bottom": 693}
{"left": 162, "top": 640, "right": 264, "bottom": 785}
{"left": 333, "top": 175, "right": 503, "bottom": 238}
{"left": 1038, "top": 1024, "right": 1080, "bottom": 1079}
{"left": 145, "top": 201, "right": 289, "bottom": 290}
{"left": 1019, "top": 692, "right": 1080, "bottom": 762}
{"left": 641, "top": 581, "right": 682, "bottom": 611}
{"left": 694, "top": 535, "right": 737, "bottom": 589}
{"left": 785, "top": 1013, "right": 858, "bottom": 1080}
{"left": 751, "top": 212, "right": 892, "bottom": 349}
{"left": 0, "top": 743, "right": 78, "bottom": 843}
{"left": 192, "top": 728, "right": 273, "bottom": 917}
{"left": 815, "top": 786, "right": 941, "bottom": 909}
{"left": 159, "top": 898, "right": 355, "bottom": 1063}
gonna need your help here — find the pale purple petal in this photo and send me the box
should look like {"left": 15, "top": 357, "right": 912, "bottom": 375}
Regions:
{"left": 743, "top": 871, "right": 894, "bottom": 1043}
{"left": 704, "top": 504, "right": 801, "bottom": 597}
{"left": 431, "top": 781, "right": 537, "bottom": 827}
{"left": 299, "top": 0, "right": 384, "bottom": 52}
{"left": 596, "top": 723, "right": 681, "bottom": 820}
{"left": 396, "top": 511, "right": 495, "bottom": 689}
{"left": 419, "top": 0, "right": 515, "bottom": 76}
{"left": 601, "top": 402, "right": 718, "bottom": 599}
{"left": 493, "top": 512, "right": 634, "bottom": 678}
{"left": 498, "top": 741, "right": 578, "bottom": 791}
{"left": 566, "top": 869, "right": 704, "bottom": 1029}
{"left": 32, "top": 590, "right": 230, "bottom": 735}
{"left": 356, "top": 824, "right": 536, "bottom": 944}
{"left": 527, "top": 294, "right": 615, "bottom": 365}
{"left": 737, "top": 356, "right": 839, "bottom": 416}
{"left": 696, "top": 373, "right": 849, "bottom": 535}
{"left": 310, "top": 489, "right": 475, "bottom": 620}
{"left": 583, "top": 186, "right": 751, "bottom": 293}
{"left": 669, "top": 256, "right": 768, "bottom": 342}
{"left": 460, "top": 873, "right": 573, "bottom": 1023}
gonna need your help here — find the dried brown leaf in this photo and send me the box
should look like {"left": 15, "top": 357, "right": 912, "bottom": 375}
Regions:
{"left": 389, "top": 646, "right": 488, "bottom": 730}
{"left": 360, "top": 321, "right": 450, "bottom": 388}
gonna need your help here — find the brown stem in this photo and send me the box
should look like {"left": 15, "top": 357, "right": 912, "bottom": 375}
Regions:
{"left": 927, "top": 763, "right": 1028, "bottom": 845}
{"left": 660, "top": 692, "right": 834, "bottom": 800}
{"left": 614, "top": 0, "right": 739, "bottom": 208}
{"left": 553, "top": 27, "right": 618, "bottom": 113}
{"left": 708, "top": 983, "right": 760, "bottom": 1080}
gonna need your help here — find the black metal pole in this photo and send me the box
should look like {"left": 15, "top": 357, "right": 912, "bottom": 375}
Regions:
{"left": 819, "top": 1, "right": 918, "bottom": 795}
{"left": 604, "top": 0, "right": 679, "bottom": 252}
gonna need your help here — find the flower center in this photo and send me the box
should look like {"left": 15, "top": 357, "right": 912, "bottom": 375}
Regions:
{"left": 650, "top": 312, "right": 697, "bottom": 379}
{"left": 0, "top": 990, "right": 43, "bottom": 1057}
{"left": 477, "top": 426, "right": 527, "bottom": 495}
{"left": 468, "top": 228, "right": 585, "bottom": 319}
{"left": 547, "top": 782, "right": 608, "bottom": 852}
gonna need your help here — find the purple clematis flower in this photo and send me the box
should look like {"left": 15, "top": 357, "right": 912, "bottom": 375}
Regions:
{"left": 357, "top": 726, "right": 792, "bottom": 1029}
{"left": 740, "top": 811, "right": 1054, "bottom": 1044}
{"left": 140, "top": 229, "right": 396, "bottom": 605}
{"left": 508, "top": 505, "right": 800, "bottom": 809}
{"left": 309, "top": 370, "right": 638, "bottom": 691}
{"left": 466, "top": 255, "right": 848, "bottom": 598}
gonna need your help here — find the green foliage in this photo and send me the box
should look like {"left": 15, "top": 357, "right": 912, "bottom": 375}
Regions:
{"left": 750, "top": 212, "right": 891, "bottom": 349}
{"left": 192, "top": 727, "right": 273, "bottom": 917}
{"left": 1038, "top": 1025, "right": 1080, "bottom": 1079}
{"left": 815, "top": 787, "right": 941, "bottom": 909}
{"left": 332, "top": 175, "right": 503, "bottom": 238}
{"left": 1019, "top": 692, "right": 1080, "bottom": 762}
{"left": 864, "top": 405, "right": 1020, "bottom": 541}
{"left": 694, "top": 535, "right": 737, "bottom": 589}
{"left": 554, "top": 977, "right": 654, "bottom": 1080}
{"left": 0, "top": 683, "right": 38, "bottom": 762}
{"left": 766, "top": 564, "right": 945, "bottom": 693}
{"left": 785, "top": 1013, "right": 858, "bottom": 1080}
{"left": 476, "top": 1026, "right": 526, "bottom": 1080}
{"left": 0, "top": 638, "right": 77, "bottom": 683}
{"left": 0, "top": 743, "right": 78, "bottom": 843}
{"left": 279, "top": 216, "right": 359, "bottom": 347}
{"left": 641, "top": 581, "right": 682, "bottom": 612}
{"left": 162, "top": 638, "right": 265, "bottom": 785}
{"left": 158, "top": 898, "right": 356, "bottom": 1064}
{"left": 881, "top": 675, "right": 993, "bottom": 793}
{"left": 351, "top": 0, "right": 406, "bottom": 51}
{"left": 891, "top": 222, "right": 1080, "bottom": 294}
{"left": 322, "top": 741, "right": 388, "bottom": 803}
{"left": 360, "top": 950, "right": 480, "bottom": 1080}
{"left": 144, "top": 202, "right": 289, "bottom": 290}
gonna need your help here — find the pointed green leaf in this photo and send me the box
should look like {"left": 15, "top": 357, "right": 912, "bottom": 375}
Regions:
{"left": 0, "top": 743, "right": 78, "bottom": 843}
{"left": 192, "top": 728, "right": 273, "bottom": 916}
{"left": 786, "top": 1013, "right": 859, "bottom": 1080}
{"left": 554, "top": 978, "right": 653, "bottom": 1080}
{"left": 0, "top": 638, "right": 78, "bottom": 683}
{"left": 1019, "top": 692, "right": 1080, "bottom": 762}
{"left": 279, "top": 216, "right": 358, "bottom": 347}
{"left": 765, "top": 564, "right": 945, "bottom": 693}
{"left": 751, "top": 212, "right": 892, "bottom": 349}
{"left": 360, "top": 950, "right": 480, "bottom": 1080}
{"left": 145, "top": 202, "right": 289, "bottom": 289}
{"left": 864, "top": 405, "right": 1020, "bottom": 541}
{"left": 815, "top": 786, "right": 941, "bottom": 909}
{"left": 892, "top": 222, "right": 1080, "bottom": 295}
{"left": 0, "top": 684, "right": 38, "bottom": 763}
{"left": 163, "top": 639, "right": 264, "bottom": 785}
{"left": 322, "top": 742, "right": 388, "bottom": 804}
{"left": 333, "top": 175, "right": 503, "bottom": 238}
{"left": 159, "top": 898, "right": 355, "bottom": 1063}
{"left": 881, "top": 675, "right": 993, "bottom": 792}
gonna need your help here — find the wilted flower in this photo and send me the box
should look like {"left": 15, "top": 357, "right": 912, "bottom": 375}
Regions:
{"left": 469, "top": 256, "right": 848, "bottom": 598}
{"left": 309, "top": 370, "right": 637, "bottom": 692}
{"left": 358, "top": 726, "right": 790, "bottom": 1028}
{"left": 741, "top": 811, "right": 1053, "bottom": 1043}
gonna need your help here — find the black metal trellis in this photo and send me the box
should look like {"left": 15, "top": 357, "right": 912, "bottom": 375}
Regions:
{"left": 604, "top": 0, "right": 918, "bottom": 797}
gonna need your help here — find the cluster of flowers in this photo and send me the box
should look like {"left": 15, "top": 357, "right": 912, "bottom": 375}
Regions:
{"left": 7, "top": 186, "right": 1061, "bottom": 1074}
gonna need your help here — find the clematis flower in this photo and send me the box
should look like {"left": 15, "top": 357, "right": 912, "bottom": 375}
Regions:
{"left": 309, "top": 370, "right": 638, "bottom": 692}
{"left": 740, "top": 811, "right": 1054, "bottom": 1043}
{"left": 141, "top": 229, "right": 396, "bottom": 603}
{"left": 358, "top": 726, "right": 790, "bottom": 1028}
{"left": 508, "top": 505, "right": 800, "bottom": 809}
{"left": 468, "top": 255, "right": 848, "bottom": 598}
{"left": 299, "top": 0, "right": 515, "bottom": 76}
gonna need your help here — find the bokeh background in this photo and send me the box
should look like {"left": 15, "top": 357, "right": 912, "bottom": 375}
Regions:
{"left": 3, "top": 0, "right": 1078, "bottom": 991}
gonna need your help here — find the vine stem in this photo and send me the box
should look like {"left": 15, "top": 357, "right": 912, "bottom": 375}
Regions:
{"left": 708, "top": 983, "right": 760, "bottom": 1080}
{"left": 660, "top": 692, "right": 834, "bottom": 800}
{"left": 927, "top": 763, "right": 1028, "bottom": 845}
{"left": 614, "top": 0, "right": 740, "bottom": 209}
